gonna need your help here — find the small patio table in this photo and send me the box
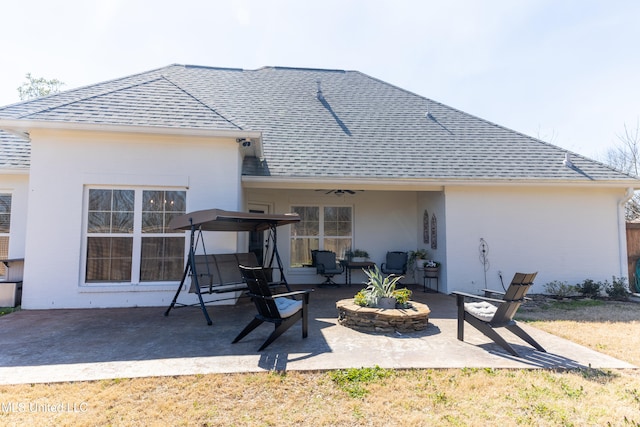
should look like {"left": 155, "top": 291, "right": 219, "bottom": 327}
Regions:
{"left": 340, "top": 260, "right": 376, "bottom": 286}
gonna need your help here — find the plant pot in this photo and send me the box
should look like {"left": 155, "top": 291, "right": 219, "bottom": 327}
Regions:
{"left": 415, "top": 259, "right": 426, "bottom": 269}
{"left": 424, "top": 267, "right": 439, "bottom": 278}
{"left": 352, "top": 257, "right": 367, "bottom": 263}
{"left": 377, "top": 297, "right": 397, "bottom": 309}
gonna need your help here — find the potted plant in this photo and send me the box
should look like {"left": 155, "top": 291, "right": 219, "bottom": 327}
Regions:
{"left": 354, "top": 265, "right": 404, "bottom": 309}
{"left": 408, "top": 249, "right": 428, "bottom": 269}
{"left": 423, "top": 259, "right": 440, "bottom": 278}
{"left": 351, "top": 249, "right": 369, "bottom": 263}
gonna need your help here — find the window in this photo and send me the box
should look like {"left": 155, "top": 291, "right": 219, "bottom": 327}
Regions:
{"left": 85, "top": 188, "right": 186, "bottom": 284}
{"left": 290, "top": 205, "right": 352, "bottom": 267}
{"left": 0, "top": 194, "right": 11, "bottom": 277}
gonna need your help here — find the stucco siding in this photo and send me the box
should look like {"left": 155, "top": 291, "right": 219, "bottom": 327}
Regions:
{"left": 444, "top": 186, "right": 624, "bottom": 294}
{"left": 22, "top": 129, "right": 243, "bottom": 309}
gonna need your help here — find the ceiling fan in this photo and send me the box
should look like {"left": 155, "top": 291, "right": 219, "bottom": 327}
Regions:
{"left": 315, "top": 189, "right": 363, "bottom": 196}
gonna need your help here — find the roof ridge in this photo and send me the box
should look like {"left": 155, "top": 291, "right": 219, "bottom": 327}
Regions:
{"left": 182, "top": 64, "right": 244, "bottom": 72}
{"left": 160, "top": 75, "right": 244, "bottom": 131}
{"left": 254, "top": 66, "right": 348, "bottom": 73}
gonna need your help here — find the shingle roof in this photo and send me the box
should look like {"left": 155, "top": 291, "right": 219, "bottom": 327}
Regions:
{"left": 0, "top": 130, "right": 30, "bottom": 170}
{"left": 0, "top": 64, "right": 636, "bottom": 183}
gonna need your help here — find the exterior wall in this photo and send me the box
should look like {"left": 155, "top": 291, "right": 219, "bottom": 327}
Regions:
{"left": 444, "top": 186, "right": 625, "bottom": 294}
{"left": 22, "top": 129, "right": 243, "bottom": 309}
{"left": 417, "top": 191, "right": 446, "bottom": 288}
{"left": 245, "top": 188, "right": 420, "bottom": 286}
{"left": 0, "top": 173, "right": 29, "bottom": 259}
{"left": 17, "top": 126, "right": 630, "bottom": 309}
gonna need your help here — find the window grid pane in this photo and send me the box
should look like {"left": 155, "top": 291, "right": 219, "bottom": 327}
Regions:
{"left": 291, "top": 206, "right": 319, "bottom": 237}
{"left": 140, "top": 237, "right": 185, "bottom": 281}
{"left": 0, "top": 236, "right": 8, "bottom": 277}
{"left": 142, "top": 190, "right": 186, "bottom": 234}
{"left": 290, "top": 205, "right": 352, "bottom": 267}
{"left": 290, "top": 237, "right": 319, "bottom": 267}
{"left": 323, "top": 238, "right": 352, "bottom": 260}
{"left": 85, "top": 188, "right": 187, "bottom": 284}
{"left": 86, "top": 237, "right": 133, "bottom": 282}
{"left": 87, "top": 189, "right": 134, "bottom": 234}
{"left": 0, "top": 194, "right": 11, "bottom": 234}
{"left": 324, "top": 206, "right": 352, "bottom": 237}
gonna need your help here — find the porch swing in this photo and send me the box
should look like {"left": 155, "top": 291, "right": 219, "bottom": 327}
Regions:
{"left": 163, "top": 208, "right": 300, "bottom": 325}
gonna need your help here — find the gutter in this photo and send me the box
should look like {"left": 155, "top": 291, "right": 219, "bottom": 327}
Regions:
{"left": 619, "top": 187, "right": 635, "bottom": 277}
{"left": 242, "top": 175, "right": 640, "bottom": 190}
{"left": 0, "top": 119, "right": 262, "bottom": 139}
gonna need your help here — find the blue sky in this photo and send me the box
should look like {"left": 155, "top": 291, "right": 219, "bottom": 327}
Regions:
{"left": 1, "top": 0, "right": 638, "bottom": 159}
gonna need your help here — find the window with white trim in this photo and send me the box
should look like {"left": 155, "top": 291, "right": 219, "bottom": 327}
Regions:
{"left": 290, "top": 205, "right": 352, "bottom": 267}
{"left": 0, "top": 194, "right": 11, "bottom": 277}
{"left": 84, "top": 188, "right": 186, "bottom": 284}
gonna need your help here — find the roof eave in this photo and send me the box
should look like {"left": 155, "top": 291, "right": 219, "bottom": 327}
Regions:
{"left": 0, "top": 168, "right": 29, "bottom": 175}
{"left": 0, "top": 119, "right": 262, "bottom": 140}
{"left": 242, "top": 175, "right": 640, "bottom": 190}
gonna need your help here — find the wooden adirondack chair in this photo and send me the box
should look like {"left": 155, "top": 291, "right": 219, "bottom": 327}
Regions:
{"left": 233, "top": 265, "right": 312, "bottom": 351}
{"left": 452, "top": 272, "right": 546, "bottom": 357}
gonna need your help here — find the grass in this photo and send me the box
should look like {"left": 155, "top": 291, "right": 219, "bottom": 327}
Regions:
{"left": 517, "top": 298, "right": 640, "bottom": 367}
{"left": 0, "top": 307, "right": 18, "bottom": 317}
{"left": 0, "top": 299, "right": 639, "bottom": 426}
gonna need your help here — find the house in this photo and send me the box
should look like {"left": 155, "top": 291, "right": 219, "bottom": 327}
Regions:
{"left": 0, "top": 64, "right": 637, "bottom": 309}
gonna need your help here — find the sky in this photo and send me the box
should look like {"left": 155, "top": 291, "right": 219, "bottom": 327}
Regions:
{"left": 1, "top": 0, "right": 639, "bottom": 160}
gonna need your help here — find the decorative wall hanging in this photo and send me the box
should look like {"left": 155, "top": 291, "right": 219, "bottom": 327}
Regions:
{"left": 430, "top": 213, "right": 437, "bottom": 249}
{"left": 423, "top": 210, "right": 429, "bottom": 244}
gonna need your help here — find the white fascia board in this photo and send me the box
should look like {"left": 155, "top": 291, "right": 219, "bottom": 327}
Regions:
{"left": 0, "top": 119, "right": 264, "bottom": 159}
{"left": 0, "top": 168, "right": 29, "bottom": 175}
{"left": 242, "top": 176, "right": 640, "bottom": 190}
{"left": 0, "top": 119, "right": 262, "bottom": 139}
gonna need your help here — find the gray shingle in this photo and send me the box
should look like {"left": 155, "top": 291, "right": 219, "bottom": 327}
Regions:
{"left": 0, "top": 64, "right": 636, "bottom": 183}
{"left": 0, "top": 130, "right": 30, "bottom": 169}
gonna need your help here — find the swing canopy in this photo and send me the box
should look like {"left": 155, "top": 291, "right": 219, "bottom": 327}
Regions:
{"left": 169, "top": 208, "right": 300, "bottom": 232}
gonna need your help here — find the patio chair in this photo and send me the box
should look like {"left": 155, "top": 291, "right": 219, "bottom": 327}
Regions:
{"left": 452, "top": 272, "right": 546, "bottom": 357}
{"left": 314, "top": 250, "right": 344, "bottom": 287}
{"left": 233, "top": 265, "right": 312, "bottom": 351}
{"left": 381, "top": 251, "right": 408, "bottom": 275}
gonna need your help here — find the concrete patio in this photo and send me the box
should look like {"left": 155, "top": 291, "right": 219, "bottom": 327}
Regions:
{"left": 0, "top": 284, "right": 634, "bottom": 385}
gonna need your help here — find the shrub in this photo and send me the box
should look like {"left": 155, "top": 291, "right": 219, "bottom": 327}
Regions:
{"left": 605, "top": 276, "right": 630, "bottom": 301}
{"left": 392, "top": 288, "right": 412, "bottom": 305}
{"left": 575, "top": 279, "right": 602, "bottom": 299}
{"left": 354, "top": 289, "right": 376, "bottom": 307}
{"left": 544, "top": 280, "right": 578, "bottom": 299}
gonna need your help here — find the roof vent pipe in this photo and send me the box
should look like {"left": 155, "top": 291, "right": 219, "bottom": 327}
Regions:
{"left": 563, "top": 152, "right": 574, "bottom": 168}
{"left": 425, "top": 100, "right": 434, "bottom": 119}
{"left": 316, "top": 80, "right": 325, "bottom": 101}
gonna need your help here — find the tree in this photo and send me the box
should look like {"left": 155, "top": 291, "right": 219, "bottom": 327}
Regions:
{"left": 17, "top": 73, "right": 64, "bottom": 100}
{"left": 603, "top": 120, "right": 640, "bottom": 221}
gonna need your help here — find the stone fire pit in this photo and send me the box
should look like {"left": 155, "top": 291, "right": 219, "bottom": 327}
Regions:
{"left": 336, "top": 299, "right": 431, "bottom": 333}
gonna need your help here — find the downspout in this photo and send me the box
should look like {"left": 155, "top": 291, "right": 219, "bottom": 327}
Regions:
{"left": 618, "top": 187, "right": 635, "bottom": 278}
